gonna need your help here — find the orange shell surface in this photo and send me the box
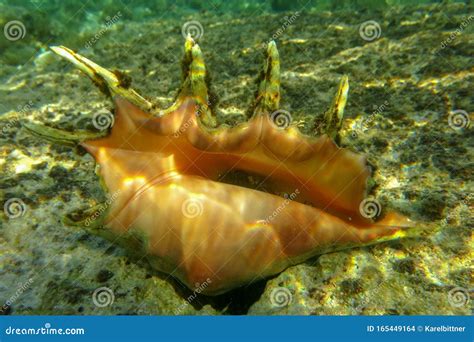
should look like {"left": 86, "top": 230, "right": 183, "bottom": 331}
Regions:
{"left": 80, "top": 97, "right": 411, "bottom": 294}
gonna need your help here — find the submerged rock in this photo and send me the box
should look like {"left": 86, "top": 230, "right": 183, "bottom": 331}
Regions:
{"left": 1, "top": 1, "right": 472, "bottom": 315}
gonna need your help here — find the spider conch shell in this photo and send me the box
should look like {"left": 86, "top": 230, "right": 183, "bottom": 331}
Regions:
{"left": 25, "top": 37, "right": 413, "bottom": 295}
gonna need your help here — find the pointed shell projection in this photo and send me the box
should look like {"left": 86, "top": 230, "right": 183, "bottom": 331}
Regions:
{"left": 25, "top": 38, "right": 413, "bottom": 295}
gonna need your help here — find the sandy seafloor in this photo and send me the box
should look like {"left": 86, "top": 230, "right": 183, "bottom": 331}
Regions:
{"left": 0, "top": 1, "right": 472, "bottom": 315}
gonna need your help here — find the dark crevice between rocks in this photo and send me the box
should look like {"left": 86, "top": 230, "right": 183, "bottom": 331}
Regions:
{"left": 169, "top": 277, "right": 269, "bottom": 315}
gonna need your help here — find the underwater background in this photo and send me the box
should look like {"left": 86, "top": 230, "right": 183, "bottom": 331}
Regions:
{"left": 0, "top": 0, "right": 472, "bottom": 315}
